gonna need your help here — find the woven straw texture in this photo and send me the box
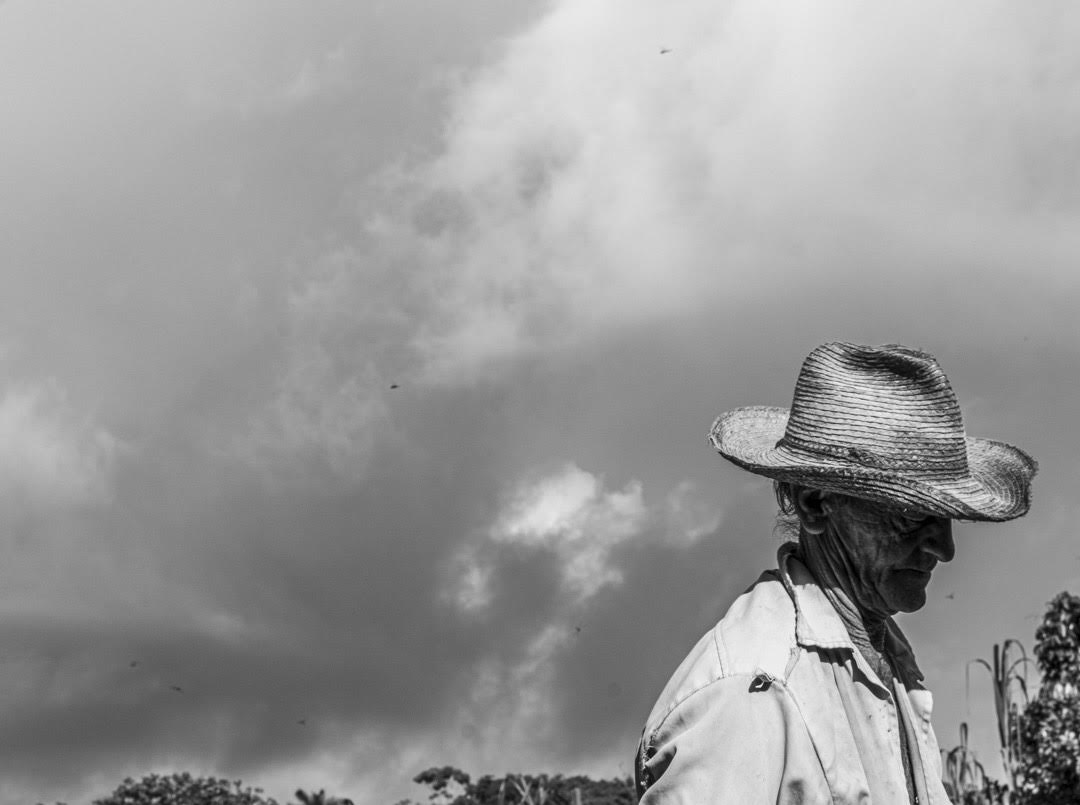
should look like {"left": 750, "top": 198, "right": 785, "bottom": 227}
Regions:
{"left": 709, "top": 343, "right": 1037, "bottom": 521}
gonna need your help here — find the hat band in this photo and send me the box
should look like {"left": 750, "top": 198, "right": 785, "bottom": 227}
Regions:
{"left": 776, "top": 435, "right": 894, "bottom": 469}
{"left": 776, "top": 433, "right": 969, "bottom": 475}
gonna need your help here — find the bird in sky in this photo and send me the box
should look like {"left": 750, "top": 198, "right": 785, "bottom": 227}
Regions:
{"left": 390, "top": 383, "right": 399, "bottom": 389}
{"left": 297, "top": 718, "right": 307, "bottom": 726}
{"left": 946, "top": 593, "right": 955, "bottom": 600}
{"left": 660, "top": 47, "right": 672, "bottom": 54}
{"left": 129, "top": 660, "right": 140, "bottom": 668}
{"left": 169, "top": 685, "right": 184, "bottom": 693}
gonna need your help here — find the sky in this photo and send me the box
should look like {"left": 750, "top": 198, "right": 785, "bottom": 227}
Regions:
{"left": 1, "top": 1, "right": 1079, "bottom": 802}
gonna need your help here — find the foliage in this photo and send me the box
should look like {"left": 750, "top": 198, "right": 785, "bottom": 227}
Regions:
{"left": 960, "top": 778, "right": 1008, "bottom": 805}
{"left": 403, "top": 767, "right": 635, "bottom": 805}
{"left": 295, "top": 788, "right": 354, "bottom": 805}
{"left": 941, "top": 722, "right": 1009, "bottom": 804}
{"left": 412, "top": 767, "right": 474, "bottom": 801}
{"left": 942, "top": 777, "right": 1008, "bottom": 805}
{"left": 1032, "top": 591, "right": 1080, "bottom": 695}
{"left": 92, "top": 772, "right": 279, "bottom": 805}
{"left": 1014, "top": 695, "right": 1080, "bottom": 804}
{"left": 943, "top": 722, "right": 987, "bottom": 799}
{"left": 966, "top": 639, "right": 1031, "bottom": 790}
{"left": 1013, "top": 591, "right": 1080, "bottom": 805}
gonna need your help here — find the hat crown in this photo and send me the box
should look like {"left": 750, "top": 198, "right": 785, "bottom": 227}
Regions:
{"left": 779, "top": 343, "right": 969, "bottom": 479}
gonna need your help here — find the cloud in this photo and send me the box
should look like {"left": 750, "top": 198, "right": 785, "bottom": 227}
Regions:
{"left": 279, "top": 47, "right": 350, "bottom": 106}
{"left": 429, "top": 462, "right": 724, "bottom": 779}
{"left": 0, "top": 378, "right": 120, "bottom": 511}
{"left": 229, "top": 341, "right": 391, "bottom": 490}
{"left": 490, "top": 463, "right": 647, "bottom": 601}
{"left": 444, "top": 463, "right": 720, "bottom": 613}
{"left": 184, "top": 41, "right": 357, "bottom": 120}
{"left": 663, "top": 480, "right": 724, "bottom": 547}
{"left": 268, "top": 0, "right": 1080, "bottom": 412}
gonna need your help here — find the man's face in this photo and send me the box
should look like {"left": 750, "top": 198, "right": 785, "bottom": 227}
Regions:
{"left": 823, "top": 495, "right": 955, "bottom": 615}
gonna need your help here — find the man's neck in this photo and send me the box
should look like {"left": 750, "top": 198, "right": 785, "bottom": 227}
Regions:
{"left": 797, "top": 533, "right": 889, "bottom": 657}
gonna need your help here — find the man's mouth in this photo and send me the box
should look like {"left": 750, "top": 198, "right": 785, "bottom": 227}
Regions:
{"left": 897, "top": 566, "right": 934, "bottom": 577}
{"left": 901, "top": 560, "right": 937, "bottom": 574}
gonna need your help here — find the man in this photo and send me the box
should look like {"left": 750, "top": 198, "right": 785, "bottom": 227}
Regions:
{"left": 635, "top": 342, "right": 1037, "bottom": 804}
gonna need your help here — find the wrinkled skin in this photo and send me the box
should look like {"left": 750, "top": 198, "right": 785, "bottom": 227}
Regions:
{"left": 828, "top": 496, "right": 954, "bottom": 614}
{"left": 797, "top": 489, "right": 956, "bottom": 616}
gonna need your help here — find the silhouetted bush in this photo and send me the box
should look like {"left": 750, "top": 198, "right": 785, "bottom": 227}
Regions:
{"left": 92, "top": 772, "right": 279, "bottom": 805}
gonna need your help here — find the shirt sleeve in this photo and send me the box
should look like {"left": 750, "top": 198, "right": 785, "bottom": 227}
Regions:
{"left": 637, "top": 674, "right": 832, "bottom": 804}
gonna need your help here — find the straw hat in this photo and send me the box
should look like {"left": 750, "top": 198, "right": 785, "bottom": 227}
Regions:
{"left": 709, "top": 342, "right": 1037, "bottom": 521}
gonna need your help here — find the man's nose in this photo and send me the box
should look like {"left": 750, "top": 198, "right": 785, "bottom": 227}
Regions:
{"left": 921, "top": 518, "right": 955, "bottom": 563}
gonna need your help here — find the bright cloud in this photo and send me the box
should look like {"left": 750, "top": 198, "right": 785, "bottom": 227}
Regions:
{"left": 445, "top": 463, "right": 721, "bottom": 611}
{"left": 492, "top": 463, "right": 647, "bottom": 602}
{"left": 272, "top": 0, "right": 1080, "bottom": 406}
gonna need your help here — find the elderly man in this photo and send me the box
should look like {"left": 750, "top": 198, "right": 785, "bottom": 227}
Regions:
{"left": 635, "top": 342, "right": 1037, "bottom": 804}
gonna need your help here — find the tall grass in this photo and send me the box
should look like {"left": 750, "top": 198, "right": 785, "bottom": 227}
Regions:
{"left": 966, "top": 639, "right": 1033, "bottom": 793}
{"left": 943, "top": 722, "right": 988, "bottom": 801}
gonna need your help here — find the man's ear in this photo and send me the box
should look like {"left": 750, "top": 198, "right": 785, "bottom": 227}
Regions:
{"left": 794, "top": 488, "right": 830, "bottom": 535}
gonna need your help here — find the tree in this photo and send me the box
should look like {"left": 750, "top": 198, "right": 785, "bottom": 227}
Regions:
{"left": 410, "top": 766, "right": 474, "bottom": 802}
{"left": 1013, "top": 591, "right": 1080, "bottom": 805}
{"left": 295, "top": 788, "right": 355, "bottom": 805}
{"left": 402, "top": 767, "right": 634, "bottom": 805}
{"left": 93, "top": 772, "right": 279, "bottom": 805}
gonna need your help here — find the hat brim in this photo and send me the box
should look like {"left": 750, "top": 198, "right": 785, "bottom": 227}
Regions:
{"left": 709, "top": 406, "right": 1037, "bottom": 522}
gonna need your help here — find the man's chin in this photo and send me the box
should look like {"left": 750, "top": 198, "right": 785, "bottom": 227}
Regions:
{"left": 886, "top": 577, "right": 931, "bottom": 613}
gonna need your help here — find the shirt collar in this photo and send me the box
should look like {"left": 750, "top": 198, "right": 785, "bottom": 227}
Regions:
{"left": 776, "top": 542, "right": 924, "bottom": 684}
